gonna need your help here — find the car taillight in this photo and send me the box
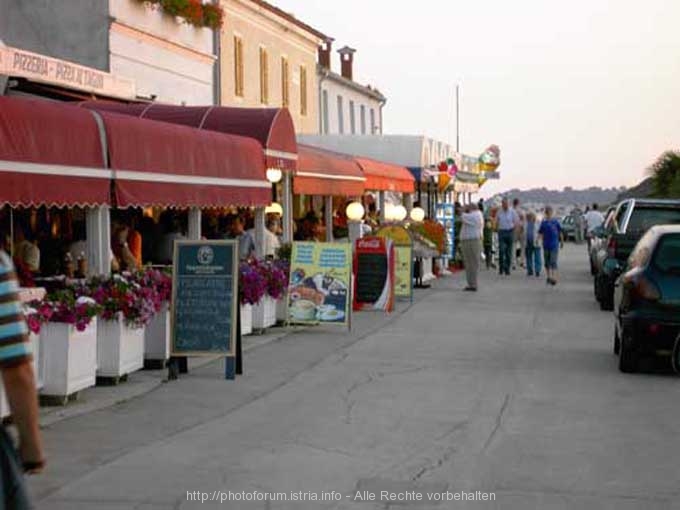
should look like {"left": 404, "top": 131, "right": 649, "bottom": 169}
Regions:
{"left": 624, "top": 270, "right": 661, "bottom": 302}
{"left": 607, "top": 238, "right": 617, "bottom": 258}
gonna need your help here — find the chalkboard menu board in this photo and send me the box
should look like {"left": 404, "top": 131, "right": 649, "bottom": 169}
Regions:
{"left": 353, "top": 237, "right": 395, "bottom": 312}
{"left": 171, "top": 241, "right": 237, "bottom": 356}
{"left": 356, "top": 253, "right": 388, "bottom": 303}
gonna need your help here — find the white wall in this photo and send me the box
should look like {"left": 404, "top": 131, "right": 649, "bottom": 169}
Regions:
{"left": 320, "top": 77, "right": 383, "bottom": 135}
{"left": 109, "top": 0, "right": 215, "bottom": 105}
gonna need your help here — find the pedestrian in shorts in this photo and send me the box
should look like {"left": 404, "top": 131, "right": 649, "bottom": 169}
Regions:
{"left": 538, "top": 206, "right": 563, "bottom": 285}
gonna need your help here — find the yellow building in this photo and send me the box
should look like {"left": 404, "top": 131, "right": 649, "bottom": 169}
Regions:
{"left": 219, "top": 0, "right": 328, "bottom": 134}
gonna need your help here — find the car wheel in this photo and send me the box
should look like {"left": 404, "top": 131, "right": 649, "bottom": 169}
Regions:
{"left": 599, "top": 284, "right": 614, "bottom": 311}
{"left": 590, "top": 258, "right": 596, "bottom": 276}
{"left": 618, "top": 328, "right": 638, "bottom": 373}
{"left": 594, "top": 276, "right": 601, "bottom": 301}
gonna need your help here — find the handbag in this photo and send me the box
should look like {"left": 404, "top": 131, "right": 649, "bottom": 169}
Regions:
{"left": 0, "top": 426, "right": 31, "bottom": 510}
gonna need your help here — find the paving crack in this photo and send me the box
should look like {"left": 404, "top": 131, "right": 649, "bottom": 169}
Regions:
{"left": 482, "top": 393, "right": 510, "bottom": 452}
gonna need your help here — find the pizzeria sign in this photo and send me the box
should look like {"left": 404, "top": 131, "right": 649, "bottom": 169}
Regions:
{"left": 0, "top": 45, "right": 136, "bottom": 100}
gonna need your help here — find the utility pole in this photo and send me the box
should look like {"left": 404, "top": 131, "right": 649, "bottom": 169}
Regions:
{"left": 456, "top": 84, "right": 460, "bottom": 153}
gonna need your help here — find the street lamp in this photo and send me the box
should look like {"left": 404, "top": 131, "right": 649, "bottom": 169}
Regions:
{"left": 346, "top": 201, "right": 365, "bottom": 245}
{"left": 410, "top": 207, "right": 425, "bottom": 223}
{"left": 384, "top": 203, "right": 396, "bottom": 222}
{"left": 266, "top": 168, "right": 283, "bottom": 183}
{"left": 265, "top": 202, "right": 283, "bottom": 215}
{"left": 393, "top": 205, "right": 407, "bottom": 222}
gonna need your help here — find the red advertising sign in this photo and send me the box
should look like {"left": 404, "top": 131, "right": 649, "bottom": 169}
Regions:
{"left": 353, "top": 236, "right": 395, "bottom": 312}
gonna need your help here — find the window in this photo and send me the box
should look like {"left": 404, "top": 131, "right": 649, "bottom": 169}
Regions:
{"left": 337, "top": 96, "right": 344, "bottom": 134}
{"left": 233, "top": 36, "right": 244, "bottom": 97}
{"left": 281, "top": 57, "right": 289, "bottom": 107}
{"left": 627, "top": 207, "right": 680, "bottom": 233}
{"left": 360, "top": 105, "right": 366, "bottom": 134}
{"left": 349, "top": 100, "right": 356, "bottom": 134}
{"left": 259, "top": 47, "right": 269, "bottom": 104}
{"left": 300, "top": 66, "right": 308, "bottom": 116}
{"left": 322, "top": 90, "right": 329, "bottom": 134}
{"left": 653, "top": 233, "right": 680, "bottom": 273}
{"left": 370, "top": 108, "right": 376, "bottom": 134}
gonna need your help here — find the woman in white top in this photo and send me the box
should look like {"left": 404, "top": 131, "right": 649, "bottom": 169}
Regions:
{"left": 460, "top": 204, "right": 484, "bottom": 291}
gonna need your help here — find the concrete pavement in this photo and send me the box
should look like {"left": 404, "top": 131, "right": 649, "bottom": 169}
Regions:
{"left": 29, "top": 245, "right": 680, "bottom": 509}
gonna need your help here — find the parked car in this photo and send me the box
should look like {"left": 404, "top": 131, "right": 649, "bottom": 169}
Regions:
{"left": 594, "top": 198, "right": 680, "bottom": 310}
{"left": 560, "top": 215, "right": 576, "bottom": 241}
{"left": 613, "top": 225, "right": 680, "bottom": 372}
{"left": 588, "top": 206, "right": 616, "bottom": 276}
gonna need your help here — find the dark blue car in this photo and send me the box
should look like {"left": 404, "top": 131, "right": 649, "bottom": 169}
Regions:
{"left": 614, "top": 226, "right": 680, "bottom": 373}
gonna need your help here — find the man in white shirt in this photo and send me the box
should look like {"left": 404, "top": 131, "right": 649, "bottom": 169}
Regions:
{"left": 460, "top": 204, "right": 484, "bottom": 291}
{"left": 496, "top": 198, "right": 520, "bottom": 275}
{"left": 584, "top": 203, "right": 605, "bottom": 249}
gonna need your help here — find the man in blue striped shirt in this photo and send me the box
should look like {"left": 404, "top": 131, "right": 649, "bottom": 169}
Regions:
{"left": 1, "top": 247, "right": 44, "bottom": 508}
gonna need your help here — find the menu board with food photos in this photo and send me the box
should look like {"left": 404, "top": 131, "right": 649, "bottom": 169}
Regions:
{"left": 376, "top": 225, "right": 413, "bottom": 300}
{"left": 353, "top": 237, "right": 395, "bottom": 312}
{"left": 288, "top": 242, "right": 352, "bottom": 326}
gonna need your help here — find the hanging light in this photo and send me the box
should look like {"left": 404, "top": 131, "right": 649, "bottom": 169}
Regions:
{"left": 265, "top": 202, "right": 283, "bottom": 215}
{"left": 346, "top": 202, "right": 365, "bottom": 222}
{"left": 266, "top": 168, "right": 283, "bottom": 183}
{"left": 384, "top": 203, "right": 396, "bottom": 221}
{"left": 394, "top": 205, "right": 408, "bottom": 222}
{"left": 410, "top": 207, "right": 426, "bottom": 223}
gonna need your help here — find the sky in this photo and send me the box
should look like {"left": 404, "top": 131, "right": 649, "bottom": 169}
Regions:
{"left": 275, "top": 0, "right": 680, "bottom": 197}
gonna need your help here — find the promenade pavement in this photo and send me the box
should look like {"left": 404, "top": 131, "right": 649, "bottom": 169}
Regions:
{"left": 28, "top": 244, "right": 680, "bottom": 509}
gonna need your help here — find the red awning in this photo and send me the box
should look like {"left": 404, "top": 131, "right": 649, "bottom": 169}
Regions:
{"left": 97, "top": 111, "right": 270, "bottom": 208}
{"left": 81, "top": 102, "right": 298, "bottom": 171}
{"left": 0, "top": 97, "right": 111, "bottom": 207}
{"left": 295, "top": 145, "right": 365, "bottom": 196}
{"left": 355, "top": 157, "right": 415, "bottom": 193}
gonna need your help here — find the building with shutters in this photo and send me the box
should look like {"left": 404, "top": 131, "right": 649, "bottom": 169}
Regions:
{"left": 219, "top": 0, "right": 327, "bottom": 134}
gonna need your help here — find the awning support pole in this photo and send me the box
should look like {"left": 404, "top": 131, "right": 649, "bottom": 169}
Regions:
{"left": 378, "top": 191, "right": 386, "bottom": 224}
{"left": 282, "top": 172, "right": 293, "bottom": 244}
{"left": 86, "top": 205, "right": 111, "bottom": 277}
{"left": 254, "top": 207, "right": 266, "bottom": 258}
{"left": 324, "top": 196, "right": 333, "bottom": 242}
{"left": 188, "top": 207, "right": 201, "bottom": 241}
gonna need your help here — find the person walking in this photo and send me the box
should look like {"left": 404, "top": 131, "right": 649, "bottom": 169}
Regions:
{"left": 539, "top": 206, "right": 563, "bottom": 285}
{"left": 496, "top": 198, "right": 520, "bottom": 276}
{"left": 460, "top": 204, "right": 484, "bottom": 291}
{"left": 584, "top": 203, "right": 605, "bottom": 250}
{"left": 1, "top": 247, "right": 45, "bottom": 509}
{"left": 523, "top": 211, "right": 542, "bottom": 277}
{"left": 482, "top": 207, "right": 495, "bottom": 270}
{"left": 512, "top": 198, "right": 524, "bottom": 270}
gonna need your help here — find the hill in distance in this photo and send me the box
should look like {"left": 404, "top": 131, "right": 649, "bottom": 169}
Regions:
{"left": 487, "top": 186, "right": 626, "bottom": 207}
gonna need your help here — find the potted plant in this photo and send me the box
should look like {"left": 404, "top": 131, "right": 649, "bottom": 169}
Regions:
{"left": 138, "top": 269, "right": 173, "bottom": 369}
{"left": 239, "top": 261, "right": 266, "bottom": 336}
{"left": 89, "top": 274, "right": 157, "bottom": 382}
{"left": 38, "top": 289, "right": 100, "bottom": 404}
{"left": 251, "top": 260, "right": 288, "bottom": 330}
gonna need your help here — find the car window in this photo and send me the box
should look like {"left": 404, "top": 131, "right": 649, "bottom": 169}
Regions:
{"left": 653, "top": 233, "right": 680, "bottom": 273}
{"left": 627, "top": 207, "right": 680, "bottom": 234}
{"left": 629, "top": 230, "right": 656, "bottom": 268}
{"left": 614, "top": 202, "right": 629, "bottom": 231}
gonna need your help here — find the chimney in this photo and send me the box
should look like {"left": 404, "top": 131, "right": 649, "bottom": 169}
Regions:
{"left": 318, "top": 39, "right": 332, "bottom": 70}
{"left": 338, "top": 46, "right": 356, "bottom": 81}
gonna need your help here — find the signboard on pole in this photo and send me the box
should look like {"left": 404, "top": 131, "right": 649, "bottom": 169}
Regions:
{"left": 376, "top": 225, "right": 413, "bottom": 300}
{"left": 288, "top": 242, "right": 352, "bottom": 326}
{"left": 353, "top": 237, "right": 395, "bottom": 312}
{"left": 171, "top": 241, "right": 237, "bottom": 357}
{"left": 435, "top": 203, "right": 456, "bottom": 259}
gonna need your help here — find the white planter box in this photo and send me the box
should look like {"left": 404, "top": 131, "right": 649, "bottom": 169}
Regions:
{"left": 144, "top": 305, "right": 170, "bottom": 363}
{"left": 97, "top": 316, "right": 145, "bottom": 379}
{"left": 41, "top": 319, "right": 98, "bottom": 399}
{"left": 276, "top": 294, "right": 288, "bottom": 323}
{"left": 0, "top": 333, "right": 45, "bottom": 417}
{"left": 240, "top": 303, "right": 253, "bottom": 336}
{"left": 252, "top": 296, "right": 276, "bottom": 330}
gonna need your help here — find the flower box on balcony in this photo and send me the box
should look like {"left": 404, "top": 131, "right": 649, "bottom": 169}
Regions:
{"left": 252, "top": 296, "right": 276, "bottom": 330}
{"left": 97, "top": 316, "right": 145, "bottom": 381}
{"left": 41, "top": 319, "right": 98, "bottom": 402}
{"left": 240, "top": 303, "right": 253, "bottom": 336}
{"left": 144, "top": 304, "right": 170, "bottom": 368}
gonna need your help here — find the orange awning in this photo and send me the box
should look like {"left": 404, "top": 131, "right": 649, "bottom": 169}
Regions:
{"left": 355, "top": 157, "right": 415, "bottom": 193}
{"left": 295, "top": 145, "right": 365, "bottom": 196}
